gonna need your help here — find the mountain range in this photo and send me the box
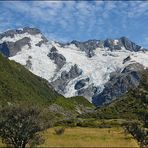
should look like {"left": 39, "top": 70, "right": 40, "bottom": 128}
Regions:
{"left": 0, "top": 27, "right": 148, "bottom": 106}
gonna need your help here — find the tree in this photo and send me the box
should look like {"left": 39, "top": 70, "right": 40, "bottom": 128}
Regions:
{"left": 0, "top": 104, "right": 47, "bottom": 148}
{"left": 123, "top": 121, "right": 148, "bottom": 148}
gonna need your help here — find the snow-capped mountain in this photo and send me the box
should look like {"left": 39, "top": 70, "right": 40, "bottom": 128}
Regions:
{"left": 0, "top": 27, "right": 148, "bottom": 106}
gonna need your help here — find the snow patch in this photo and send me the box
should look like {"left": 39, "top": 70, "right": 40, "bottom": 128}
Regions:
{"left": 51, "top": 42, "right": 148, "bottom": 101}
{"left": 9, "top": 35, "right": 57, "bottom": 82}
{"left": 113, "top": 39, "right": 119, "bottom": 45}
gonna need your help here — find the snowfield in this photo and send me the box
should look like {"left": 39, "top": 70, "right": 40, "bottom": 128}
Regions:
{"left": 0, "top": 31, "right": 147, "bottom": 102}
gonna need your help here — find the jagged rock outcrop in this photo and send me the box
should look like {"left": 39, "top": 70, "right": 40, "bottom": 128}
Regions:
{"left": 71, "top": 40, "right": 103, "bottom": 57}
{"left": 120, "top": 37, "right": 143, "bottom": 52}
{"left": 0, "top": 42, "right": 10, "bottom": 57}
{"left": 104, "top": 39, "right": 122, "bottom": 51}
{"left": 0, "top": 27, "right": 40, "bottom": 39}
{"left": 25, "top": 56, "right": 32, "bottom": 69}
{"left": 48, "top": 46, "right": 66, "bottom": 69}
{"left": 75, "top": 78, "right": 90, "bottom": 90}
{"left": 51, "top": 64, "right": 82, "bottom": 94}
{"left": 0, "top": 37, "right": 31, "bottom": 57}
{"left": 123, "top": 56, "right": 131, "bottom": 64}
{"left": 59, "top": 37, "right": 145, "bottom": 59}
{"left": 104, "top": 37, "right": 144, "bottom": 52}
{"left": 0, "top": 27, "right": 48, "bottom": 57}
{"left": 92, "top": 63, "right": 144, "bottom": 106}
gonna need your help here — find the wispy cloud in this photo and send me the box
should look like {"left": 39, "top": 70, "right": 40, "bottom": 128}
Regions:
{"left": 127, "top": 1, "right": 148, "bottom": 18}
{"left": 0, "top": 1, "right": 148, "bottom": 47}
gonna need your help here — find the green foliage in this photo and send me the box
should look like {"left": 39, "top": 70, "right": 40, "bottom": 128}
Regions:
{"left": 85, "top": 70, "right": 148, "bottom": 123}
{"left": 29, "top": 134, "right": 45, "bottom": 147}
{"left": 50, "top": 96, "right": 94, "bottom": 111}
{"left": 0, "top": 54, "right": 60, "bottom": 107}
{"left": 0, "top": 104, "right": 47, "bottom": 148}
{"left": 123, "top": 121, "right": 148, "bottom": 147}
{"left": 76, "top": 118, "right": 125, "bottom": 128}
{"left": 78, "top": 69, "right": 148, "bottom": 133}
{"left": 0, "top": 54, "right": 93, "bottom": 115}
{"left": 55, "top": 118, "right": 78, "bottom": 127}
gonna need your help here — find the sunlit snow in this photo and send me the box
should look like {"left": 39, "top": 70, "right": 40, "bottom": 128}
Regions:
{"left": 1, "top": 32, "right": 147, "bottom": 102}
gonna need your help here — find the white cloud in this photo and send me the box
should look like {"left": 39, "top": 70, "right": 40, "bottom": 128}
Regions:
{"left": 127, "top": 1, "right": 148, "bottom": 18}
{"left": 0, "top": 0, "right": 148, "bottom": 43}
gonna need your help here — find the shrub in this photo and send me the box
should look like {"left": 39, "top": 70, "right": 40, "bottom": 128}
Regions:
{"left": 0, "top": 105, "right": 46, "bottom": 148}
{"left": 54, "top": 127, "right": 65, "bottom": 135}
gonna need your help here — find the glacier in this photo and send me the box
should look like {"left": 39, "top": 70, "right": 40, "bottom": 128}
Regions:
{"left": 0, "top": 27, "right": 148, "bottom": 105}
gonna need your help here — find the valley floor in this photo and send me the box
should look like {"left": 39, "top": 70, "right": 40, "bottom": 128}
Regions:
{"left": 0, "top": 127, "right": 139, "bottom": 147}
{"left": 37, "top": 127, "right": 138, "bottom": 147}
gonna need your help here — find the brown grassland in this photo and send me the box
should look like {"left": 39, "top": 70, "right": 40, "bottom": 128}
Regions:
{"left": 0, "top": 127, "right": 139, "bottom": 147}
{"left": 37, "top": 127, "right": 139, "bottom": 147}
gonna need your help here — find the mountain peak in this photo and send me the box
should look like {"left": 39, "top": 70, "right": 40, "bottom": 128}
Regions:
{"left": 69, "top": 37, "right": 145, "bottom": 54}
{"left": 119, "top": 36, "right": 144, "bottom": 52}
{"left": 0, "top": 27, "right": 41, "bottom": 40}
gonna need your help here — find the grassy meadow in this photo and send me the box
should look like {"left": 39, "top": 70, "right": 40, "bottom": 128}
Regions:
{"left": 37, "top": 127, "right": 138, "bottom": 147}
{"left": 0, "top": 127, "right": 139, "bottom": 147}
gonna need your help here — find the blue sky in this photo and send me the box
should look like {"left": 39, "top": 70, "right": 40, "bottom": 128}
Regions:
{"left": 0, "top": 0, "right": 148, "bottom": 48}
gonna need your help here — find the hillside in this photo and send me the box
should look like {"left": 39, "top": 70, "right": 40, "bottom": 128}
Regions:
{"left": 77, "top": 69, "right": 147, "bottom": 147}
{"left": 0, "top": 54, "right": 93, "bottom": 112}
{"left": 81, "top": 69, "right": 148, "bottom": 124}
{"left": 0, "top": 54, "right": 60, "bottom": 106}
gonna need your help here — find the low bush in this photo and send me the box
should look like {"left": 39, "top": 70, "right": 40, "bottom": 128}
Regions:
{"left": 54, "top": 127, "right": 65, "bottom": 135}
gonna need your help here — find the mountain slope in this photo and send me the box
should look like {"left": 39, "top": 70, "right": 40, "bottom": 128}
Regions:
{"left": 83, "top": 69, "right": 148, "bottom": 121}
{"left": 0, "top": 27, "right": 148, "bottom": 106}
{"left": 0, "top": 54, "right": 93, "bottom": 114}
{"left": 0, "top": 54, "right": 60, "bottom": 106}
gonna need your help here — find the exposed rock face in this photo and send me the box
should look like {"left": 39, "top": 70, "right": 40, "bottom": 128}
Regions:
{"left": 48, "top": 46, "right": 66, "bottom": 69}
{"left": 35, "top": 36, "right": 48, "bottom": 47}
{"left": 75, "top": 78, "right": 90, "bottom": 90}
{"left": 51, "top": 64, "right": 82, "bottom": 94}
{"left": 0, "top": 27, "right": 48, "bottom": 56}
{"left": 122, "top": 63, "right": 144, "bottom": 73}
{"left": 11, "top": 37, "right": 31, "bottom": 56}
{"left": 104, "top": 39, "right": 122, "bottom": 50}
{"left": 77, "top": 84, "right": 98, "bottom": 101}
{"left": 120, "top": 37, "right": 142, "bottom": 52}
{"left": 22, "top": 27, "right": 41, "bottom": 35}
{"left": 104, "top": 37, "right": 144, "bottom": 52}
{"left": 0, "top": 37, "right": 31, "bottom": 57}
{"left": 0, "top": 42, "right": 10, "bottom": 57}
{"left": 92, "top": 63, "right": 144, "bottom": 106}
{"left": 123, "top": 56, "right": 131, "bottom": 64}
{"left": 71, "top": 40, "right": 103, "bottom": 57}
{"left": 0, "top": 27, "right": 41, "bottom": 39}
{"left": 25, "top": 56, "right": 32, "bottom": 69}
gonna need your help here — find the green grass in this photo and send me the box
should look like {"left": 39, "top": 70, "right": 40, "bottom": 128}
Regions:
{"left": 50, "top": 96, "right": 94, "bottom": 111}
{"left": 0, "top": 54, "right": 60, "bottom": 107}
{"left": 76, "top": 118, "right": 128, "bottom": 128}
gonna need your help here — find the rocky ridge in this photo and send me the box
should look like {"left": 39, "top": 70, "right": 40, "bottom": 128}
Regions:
{"left": 0, "top": 27, "right": 148, "bottom": 106}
